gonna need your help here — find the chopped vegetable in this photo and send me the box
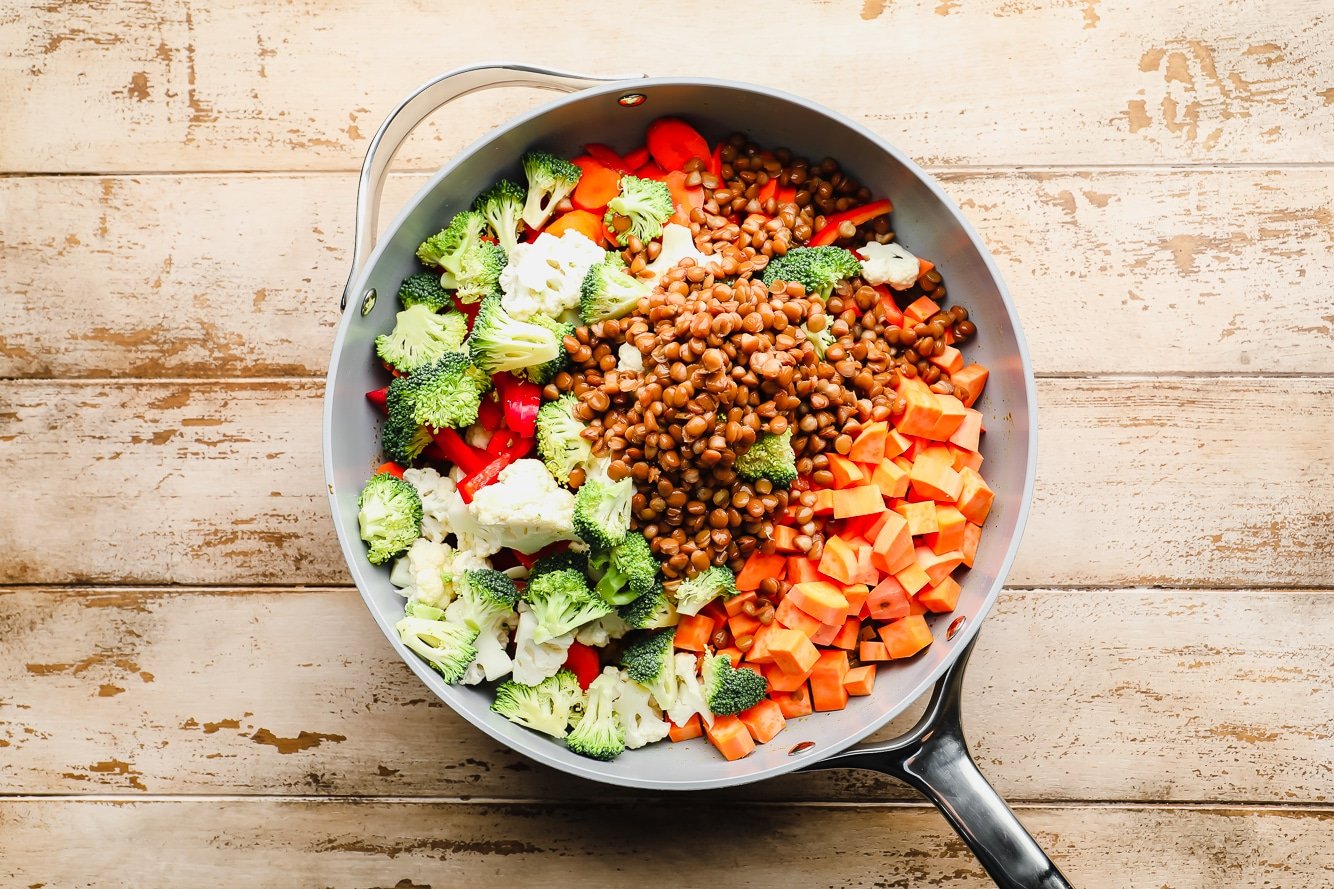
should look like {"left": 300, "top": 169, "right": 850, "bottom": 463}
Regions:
{"left": 357, "top": 473, "right": 423, "bottom": 565}
{"left": 396, "top": 611, "right": 479, "bottom": 683}
{"left": 735, "top": 428, "right": 797, "bottom": 489}
{"left": 580, "top": 255, "right": 652, "bottom": 323}
{"left": 466, "top": 295, "right": 562, "bottom": 375}
{"left": 701, "top": 652, "right": 768, "bottom": 716}
{"left": 760, "top": 246, "right": 863, "bottom": 300}
{"left": 375, "top": 304, "right": 468, "bottom": 374}
{"left": 397, "top": 271, "right": 453, "bottom": 312}
{"left": 671, "top": 565, "right": 738, "bottom": 616}
{"left": 473, "top": 179, "right": 527, "bottom": 255}
{"left": 524, "top": 567, "right": 614, "bottom": 644}
{"left": 565, "top": 668, "right": 625, "bottom": 761}
{"left": 521, "top": 151, "right": 582, "bottom": 230}
{"left": 603, "top": 175, "right": 674, "bottom": 247}
{"left": 491, "top": 669, "right": 583, "bottom": 738}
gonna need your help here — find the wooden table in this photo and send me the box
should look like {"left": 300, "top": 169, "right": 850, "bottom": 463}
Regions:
{"left": 2, "top": 2, "right": 1331, "bottom": 885}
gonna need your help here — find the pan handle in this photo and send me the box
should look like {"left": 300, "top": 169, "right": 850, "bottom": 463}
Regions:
{"left": 808, "top": 637, "right": 1074, "bottom": 889}
{"left": 342, "top": 63, "right": 645, "bottom": 311}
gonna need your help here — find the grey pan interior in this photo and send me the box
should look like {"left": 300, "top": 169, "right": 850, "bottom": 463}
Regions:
{"left": 323, "top": 75, "right": 1037, "bottom": 791}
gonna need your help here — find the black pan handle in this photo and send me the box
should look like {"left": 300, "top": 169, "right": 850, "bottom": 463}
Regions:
{"left": 808, "top": 637, "right": 1073, "bottom": 889}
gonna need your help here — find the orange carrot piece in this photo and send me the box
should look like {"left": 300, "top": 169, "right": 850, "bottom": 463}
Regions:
{"left": 951, "top": 364, "right": 989, "bottom": 408}
{"left": 843, "top": 664, "right": 877, "bottom": 696}
{"left": 571, "top": 160, "right": 622, "bottom": 211}
{"left": 775, "top": 596, "right": 825, "bottom": 638}
{"left": 948, "top": 409, "right": 983, "bottom": 453}
{"left": 786, "top": 556, "right": 823, "bottom": 584}
{"left": 745, "top": 622, "right": 778, "bottom": 664}
{"left": 817, "top": 535, "right": 859, "bottom": 584}
{"left": 772, "top": 684, "right": 814, "bottom": 719}
{"left": 918, "top": 576, "right": 962, "bottom": 613}
{"left": 831, "top": 617, "right": 861, "bottom": 650}
{"left": 950, "top": 444, "right": 985, "bottom": 473}
{"left": 716, "top": 646, "right": 744, "bottom": 667}
{"left": 871, "top": 510, "right": 915, "bottom": 575}
{"left": 910, "top": 454, "right": 963, "bottom": 502}
{"left": 728, "top": 612, "right": 762, "bottom": 640}
{"left": 765, "top": 628, "right": 822, "bottom": 674}
{"left": 894, "top": 379, "right": 945, "bottom": 438}
{"left": 904, "top": 296, "right": 941, "bottom": 324}
{"left": 812, "top": 488, "right": 835, "bottom": 515}
{"left": 853, "top": 542, "right": 880, "bottom": 585}
{"left": 924, "top": 505, "right": 967, "bottom": 554}
{"left": 544, "top": 209, "right": 606, "bottom": 246}
{"left": 826, "top": 454, "right": 865, "bottom": 489}
{"left": 772, "top": 523, "right": 802, "bottom": 553}
{"left": 674, "top": 614, "right": 714, "bottom": 651}
{"left": 810, "top": 650, "right": 851, "bottom": 712}
{"left": 909, "top": 595, "right": 929, "bottom": 615}
{"left": 736, "top": 551, "right": 787, "bottom": 591}
{"left": 922, "top": 394, "right": 968, "bottom": 442}
{"left": 849, "top": 421, "right": 889, "bottom": 463}
{"left": 961, "top": 522, "right": 982, "bottom": 568}
{"left": 668, "top": 714, "right": 703, "bottom": 742}
{"left": 705, "top": 714, "right": 756, "bottom": 761}
{"left": 915, "top": 546, "right": 965, "bottom": 587}
{"left": 832, "top": 484, "right": 886, "bottom": 519}
{"left": 879, "top": 615, "right": 933, "bottom": 659}
{"left": 738, "top": 698, "right": 788, "bottom": 744}
{"left": 762, "top": 661, "right": 813, "bottom": 693}
{"left": 725, "top": 589, "right": 758, "bottom": 617}
{"left": 871, "top": 458, "right": 910, "bottom": 499}
{"left": 810, "top": 618, "right": 843, "bottom": 647}
{"left": 929, "top": 345, "right": 964, "bottom": 375}
{"left": 884, "top": 428, "right": 912, "bottom": 459}
{"left": 646, "top": 117, "right": 711, "bottom": 172}
{"left": 956, "top": 467, "right": 995, "bottom": 525}
{"left": 788, "top": 581, "right": 850, "bottom": 625}
{"left": 663, "top": 170, "right": 705, "bottom": 225}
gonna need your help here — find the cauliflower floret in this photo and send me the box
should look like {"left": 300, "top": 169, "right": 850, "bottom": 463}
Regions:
{"left": 499, "top": 231, "right": 604, "bottom": 320}
{"left": 664, "top": 652, "right": 712, "bottom": 728}
{"left": 405, "top": 465, "right": 506, "bottom": 558}
{"left": 449, "top": 602, "right": 518, "bottom": 685}
{"left": 616, "top": 341, "right": 644, "bottom": 373}
{"left": 464, "top": 422, "right": 492, "bottom": 451}
{"left": 644, "top": 223, "right": 710, "bottom": 289}
{"left": 858, "top": 241, "right": 921, "bottom": 291}
{"left": 388, "top": 538, "right": 493, "bottom": 608}
{"left": 607, "top": 667, "right": 671, "bottom": 749}
{"left": 403, "top": 466, "right": 455, "bottom": 544}
{"left": 574, "top": 611, "right": 631, "bottom": 648}
{"left": 468, "top": 458, "right": 578, "bottom": 554}
{"left": 512, "top": 602, "right": 576, "bottom": 686}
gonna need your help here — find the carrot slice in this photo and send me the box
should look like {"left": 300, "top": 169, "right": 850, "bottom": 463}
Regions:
{"left": 763, "top": 661, "right": 814, "bottom": 693}
{"left": 763, "top": 628, "right": 820, "bottom": 674}
{"left": 956, "top": 467, "right": 995, "bottom": 525}
{"left": 810, "top": 619, "right": 843, "bottom": 647}
{"left": 728, "top": 612, "right": 762, "bottom": 640}
{"left": 737, "top": 551, "right": 786, "bottom": 591}
{"left": 623, "top": 146, "right": 650, "bottom": 169}
{"left": 832, "top": 484, "right": 885, "bottom": 519}
{"left": 664, "top": 170, "right": 705, "bottom": 225}
{"left": 772, "top": 523, "right": 802, "bottom": 553}
{"left": 745, "top": 621, "right": 779, "bottom": 664}
{"left": 572, "top": 159, "right": 622, "bottom": 211}
{"left": 895, "top": 561, "right": 932, "bottom": 596}
{"left": 844, "top": 664, "right": 877, "bottom": 696}
{"left": 924, "top": 505, "right": 967, "bottom": 555}
{"left": 826, "top": 454, "right": 865, "bottom": 488}
{"left": 809, "top": 650, "right": 851, "bottom": 711}
{"left": 909, "top": 455, "right": 963, "bottom": 502}
{"left": 771, "top": 684, "right": 814, "bottom": 719}
{"left": 904, "top": 296, "right": 940, "bottom": 324}
{"left": 715, "top": 646, "right": 744, "bottom": 667}
{"left": 951, "top": 364, "right": 989, "bottom": 408}
{"left": 831, "top": 617, "right": 861, "bottom": 650}
{"left": 961, "top": 522, "right": 982, "bottom": 568}
{"left": 867, "top": 575, "right": 911, "bottom": 621}
{"left": 646, "top": 117, "right": 711, "bottom": 172}
{"left": 738, "top": 698, "right": 787, "bottom": 744}
{"left": 669, "top": 714, "right": 703, "bottom": 742}
{"left": 705, "top": 714, "right": 756, "bottom": 761}
{"left": 544, "top": 209, "right": 605, "bottom": 246}
{"left": 725, "top": 590, "right": 758, "bottom": 617}
{"left": 786, "top": 556, "right": 823, "bottom": 585}
{"left": 915, "top": 546, "right": 965, "bottom": 587}
{"left": 841, "top": 584, "right": 870, "bottom": 618}
{"left": 674, "top": 614, "right": 714, "bottom": 651}
{"left": 583, "top": 143, "right": 632, "bottom": 173}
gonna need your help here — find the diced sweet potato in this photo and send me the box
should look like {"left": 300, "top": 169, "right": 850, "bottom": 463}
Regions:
{"left": 957, "top": 466, "right": 995, "bottom": 525}
{"left": 918, "top": 576, "right": 962, "bottom": 613}
{"left": 879, "top": 615, "right": 933, "bottom": 659}
{"left": 894, "top": 500, "right": 939, "bottom": 535}
{"left": 788, "top": 581, "right": 850, "bottom": 625}
{"left": 843, "top": 664, "right": 877, "bottom": 696}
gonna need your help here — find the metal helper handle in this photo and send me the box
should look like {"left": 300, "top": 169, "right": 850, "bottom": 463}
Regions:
{"left": 342, "top": 63, "right": 645, "bottom": 311}
{"left": 809, "top": 638, "right": 1074, "bottom": 889}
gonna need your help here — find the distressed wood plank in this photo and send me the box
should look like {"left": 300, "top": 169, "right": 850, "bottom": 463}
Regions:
{"left": 2, "top": 1, "right": 1331, "bottom": 172}
{"left": 3, "top": 799, "right": 1333, "bottom": 888}
{"left": 3, "top": 168, "right": 1332, "bottom": 378}
{"left": 1, "top": 378, "right": 1329, "bottom": 586}
{"left": 1, "top": 587, "right": 1329, "bottom": 803}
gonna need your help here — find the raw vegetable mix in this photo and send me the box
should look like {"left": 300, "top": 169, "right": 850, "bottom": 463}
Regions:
{"left": 354, "top": 118, "right": 994, "bottom": 763}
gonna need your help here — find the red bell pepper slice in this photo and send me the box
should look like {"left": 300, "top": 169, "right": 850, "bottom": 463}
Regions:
{"left": 623, "top": 146, "right": 650, "bottom": 169}
{"left": 664, "top": 170, "right": 704, "bottom": 226}
{"left": 708, "top": 142, "right": 723, "bottom": 179}
{"left": 809, "top": 199, "right": 894, "bottom": 247}
{"left": 366, "top": 386, "right": 389, "bottom": 412}
{"left": 452, "top": 294, "right": 483, "bottom": 328}
{"left": 634, "top": 161, "right": 668, "bottom": 181}
{"left": 493, "top": 373, "right": 542, "bottom": 438}
{"left": 646, "top": 117, "right": 711, "bottom": 172}
{"left": 776, "top": 185, "right": 797, "bottom": 204}
{"left": 431, "top": 427, "right": 491, "bottom": 476}
{"left": 584, "top": 143, "right": 632, "bottom": 173}
{"left": 457, "top": 454, "right": 508, "bottom": 503}
{"left": 872, "top": 284, "right": 905, "bottom": 327}
{"left": 477, "top": 394, "right": 503, "bottom": 431}
{"left": 562, "top": 642, "right": 601, "bottom": 690}
{"left": 757, "top": 178, "right": 779, "bottom": 205}
{"left": 374, "top": 461, "right": 405, "bottom": 478}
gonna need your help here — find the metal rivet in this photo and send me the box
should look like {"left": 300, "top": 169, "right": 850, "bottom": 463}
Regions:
{"left": 360, "top": 288, "right": 377, "bottom": 316}
{"left": 617, "top": 92, "right": 647, "bottom": 107}
{"left": 946, "top": 615, "right": 967, "bottom": 640}
{"left": 788, "top": 741, "right": 817, "bottom": 756}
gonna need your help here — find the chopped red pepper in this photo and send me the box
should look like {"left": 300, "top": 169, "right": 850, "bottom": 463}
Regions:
{"left": 757, "top": 178, "right": 779, "bottom": 205}
{"left": 872, "top": 284, "right": 905, "bottom": 327}
{"left": 646, "top": 117, "right": 711, "bottom": 172}
{"left": 776, "top": 185, "right": 797, "bottom": 204}
{"left": 584, "top": 143, "right": 632, "bottom": 173}
{"left": 562, "top": 642, "right": 601, "bottom": 690}
{"left": 623, "top": 146, "right": 650, "bottom": 169}
{"left": 708, "top": 142, "right": 723, "bottom": 179}
{"left": 366, "top": 386, "right": 389, "bottom": 412}
{"left": 493, "top": 373, "right": 542, "bottom": 438}
{"left": 452, "top": 295, "right": 483, "bottom": 328}
{"left": 374, "top": 461, "right": 405, "bottom": 478}
{"left": 456, "top": 431, "right": 533, "bottom": 503}
{"left": 634, "top": 161, "right": 668, "bottom": 181}
{"left": 477, "top": 393, "right": 503, "bottom": 431}
{"left": 431, "top": 427, "right": 491, "bottom": 476}
{"left": 809, "top": 199, "right": 894, "bottom": 247}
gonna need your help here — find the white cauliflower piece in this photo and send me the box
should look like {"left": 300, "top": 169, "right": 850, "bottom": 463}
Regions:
{"left": 574, "top": 612, "right": 631, "bottom": 648}
{"left": 403, "top": 466, "right": 456, "bottom": 545}
{"left": 499, "top": 231, "right": 604, "bottom": 320}
{"left": 468, "top": 458, "right": 578, "bottom": 554}
{"left": 616, "top": 341, "right": 644, "bottom": 373}
{"left": 664, "top": 652, "right": 713, "bottom": 728}
{"left": 644, "top": 223, "right": 710, "bottom": 289}
{"left": 406, "top": 465, "right": 505, "bottom": 558}
{"left": 858, "top": 241, "right": 921, "bottom": 291}
{"left": 388, "top": 538, "right": 451, "bottom": 607}
{"left": 464, "top": 422, "right": 492, "bottom": 451}
{"left": 449, "top": 602, "right": 518, "bottom": 685}
{"left": 608, "top": 667, "right": 671, "bottom": 749}
{"left": 511, "top": 602, "right": 575, "bottom": 686}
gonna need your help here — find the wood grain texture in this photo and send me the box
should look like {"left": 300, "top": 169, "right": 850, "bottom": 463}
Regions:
{"left": 1, "top": 379, "right": 1330, "bottom": 586}
{"left": 3, "top": 798, "right": 1333, "bottom": 888}
{"left": 4, "top": 168, "right": 1332, "bottom": 379}
{"left": 2, "top": 587, "right": 1329, "bottom": 803}
{"left": 3, "top": 1, "right": 1331, "bottom": 172}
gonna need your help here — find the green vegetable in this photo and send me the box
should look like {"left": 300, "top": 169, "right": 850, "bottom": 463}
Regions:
{"left": 396, "top": 613, "right": 479, "bottom": 683}
{"left": 702, "top": 651, "right": 767, "bottom": 716}
{"left": 760, "top": 246, "right": 862, "bottom": 300}
{"left": 579, "top": 255, "right": 652, "bottom": 323}
{"left": 671, "top": 565, "right": 738, "bottom": 617}
{"left": 374, "top": 304, "right": 468, "bottom": 374}
{"left": 524, "top": 567, "right": 613, "bottom": 644}
{"left": 409, "top": 351, "right": 492, "bottom": 432}
{"left": 603, "top": 175, "right": 674, "bottom": 247}
{"left": 618, "top": 587, "right": 677, "bottom": 630}
{"left": 521, "top": 151, "right": 582, "bottom": 230}
{"left": 466, "top": 295, "right": 562, "bottom": 375}
{"left": 474, "top": 179, "right": 527, "bottom": 255}
{"left": 451, "top": 568, "right": 521, "bottom": 623}
{"left": 397, "top": 271, "right": 452, "bottom": 312}
{"left": 565, "top": 670, "right": 625, "bottom": 761}
{"left": 528, "top": 548, "right": 590, "bottom": 582}
{"left": 519, "top": 313, "right": 575, "bottom": 385}
{"left": 356, "top": 472, "right": 422, "bottom": 565}
{"left": 590, "top": 532, "right": 658, "bottom": 606}
{"left": 416, "top": 211, "right": 507, "bottom": 303}
{"left": 491, "top": 669, "right": 584, "bottom": 739}
{"left": 536, "top": 394, "right": 592, "bottom": 485}
{"left": 803, "top": 322, "right": 835, "bottom": 359}
{"left": 380, "top": 375, "right": 433, "bottom": 465}
{"left": 572, "top": 469, "right": 634, "bottom": 550}
{"left": 735, "top": 428, "right": 798, "bottom": 489}
{"left": 620, "top": 627, "right": 677, "bottom": 706}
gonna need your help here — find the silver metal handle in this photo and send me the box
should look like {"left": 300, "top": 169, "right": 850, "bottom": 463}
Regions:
{"left": 342, "top": 62, "right": 646, "bottom": 311}
{"left": 808, "top": 638, "right": 1074, "bottom": 889}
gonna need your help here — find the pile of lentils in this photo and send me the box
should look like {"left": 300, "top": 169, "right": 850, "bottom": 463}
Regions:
{"left": 542, "top": 134, "right": 978, "bottom": 588}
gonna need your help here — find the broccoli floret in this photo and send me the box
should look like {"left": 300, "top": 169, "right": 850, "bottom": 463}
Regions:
{"left": 409, "top": 351, "right": 492, "bottom": 432}
{"left": 604, "top": 175, "right": 674, "bottom": 247}
{"left": 519, "top": 313, "right": 575, "bottom": 385}
{"left": 735, "top": 428, "right": 798, "bottom": 489}
{"left": 491, "top": 669, "right": 584, "bottom": 739}
{"left": 565, "top": 669, "right": 625, "bottom": 761}
{"left": 396, "top": 613, "right": 479, "bottom": 683}
{"left": 529, "top": 548, "right": 590, "bottom": 582}
{"left": 803, "top": 322, "right": 835, "bottom": 359}
{"left": 466, "top": 295, "right": 562, "bottom": 376}
{"left": 702, "top": 651, "right": 767, "bottom": 716}
{"left": 618, "top": 587, "right": 679, "bottom": 630}
{"left": 620, "top": 626, "right": 678, "bottom": 707}
{"left": 397, "top": 271, "right": 453, "bottom": 312}
{"left": 454, "top": 568, "right": 521, "bottom": 617}
{"left": 579, "top": 255, "right": 652, "bottom": 323}
{"left": 536, "top": 394, "right": 592, "bottom": 485}
{"left": 571, "top": 470, "right": 634, "bottom": 550}
{"left": 524, "top": 567, "right": 613, "bottom": 644}
{"left": 417, "top": 212, "right": 507, "bottom": 304}
{"left": 474, "top": 179, "right": 527, "bottom": 255}
{"left": 671, "top": 565, "right": 738, "bottom": 616}
{"left": 590, "top": 533, "right": 659, "bottom": 605}
{"left": 446, "top": 568, "right": 522, "bottom": 682}
{"left": 761, "top": 246, "right": 863, "bottom": 300}
{"left": 380, "top": 375, "right": 433, "bottom": 465}
{"left": 357, "top": 472, "right": 423, "bottom": 565}
{"left": 375, "top": 303, "right": 469, "bottom": 374}
{"left": 521, "top": 151, "right": 582, "bottom": 230}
